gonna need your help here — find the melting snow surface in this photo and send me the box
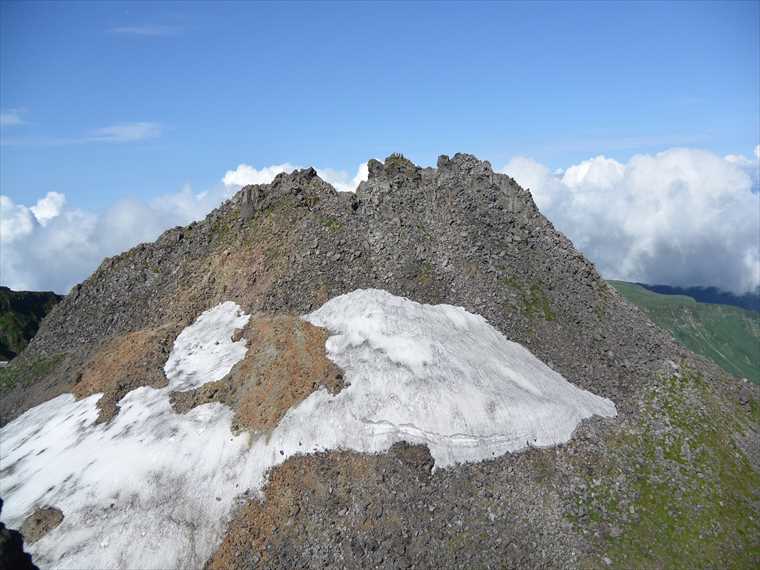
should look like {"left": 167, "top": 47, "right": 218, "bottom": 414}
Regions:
{"left": 298, "top": 289, "right": 616, "bottom": 465}
{"left": 164, "top": 300, "right": 250, "bottom": 391}
{"left": 0, "top": 289, "right": 616, "bottom": 569}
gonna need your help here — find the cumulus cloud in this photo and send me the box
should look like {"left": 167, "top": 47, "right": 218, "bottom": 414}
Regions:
{"left": 29, "top": 192, "right": 66, "bottom": 225}
{"left": 0, "top": 184, "right": 234, "bottom": 293}
{"left": 222, "top": 162, "right": 368, "bottom": 193}
{"left": 725, "top": 144, "right": 760, "bottom": 190}
{"left": 316, "top": 163, "right": 369, "bottom": 193}
{"left": 5, "top": 150, "right": 756, "bottom": 295}
{"left": 1, "top": 160, "right": 369, "bottom": 293}
{"left": 222, "top": 163, "right": 297, "bottom": 187}
{"left": 501, "top": 148, "right": 760, "bottom": 294}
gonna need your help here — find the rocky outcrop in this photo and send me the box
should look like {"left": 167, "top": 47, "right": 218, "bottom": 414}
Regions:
{"left": 20, "top": 507, "right": 63, "bottom": 545}
{"left": 0, "top": 500, "right": 37, "bottom": 570}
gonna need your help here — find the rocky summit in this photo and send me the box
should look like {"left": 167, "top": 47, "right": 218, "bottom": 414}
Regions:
{"left": 1, "top": 153, "right": 758, "bottom": 569}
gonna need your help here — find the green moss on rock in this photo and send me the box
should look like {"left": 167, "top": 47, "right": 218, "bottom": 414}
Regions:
{"left": 0, "top": 353, "right": 65, "bottom": 394}
{"left": 578, "top": 369, "right": 760, "bottom": 569}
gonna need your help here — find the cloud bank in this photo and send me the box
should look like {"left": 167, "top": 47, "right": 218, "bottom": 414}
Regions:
{"left": 1, "top": 162, "right": 367, "bottom": 293}
{"left": 501, "top": 147, "right": 759, "bottom": 294}
{"left": 2, "top": 150, "right": 756, "bottom": 294}
{"left": 0, "top": 187, "right": 229, "bottom": 293}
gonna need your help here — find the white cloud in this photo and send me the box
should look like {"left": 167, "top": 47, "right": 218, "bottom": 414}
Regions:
{"left": 317, "top": 163, "right": 369, "bottom": 193}
{"left": 5, "top": 150, "right": 756, "bottom": 295}
{"left": 109, "top": 25, "right": 181, "bottom": 37}
{"left": 222, "top": 161, "right": 368, "bottom": 193}
{"left": 29, "top": 192, "right": 66, "bottom": 226}
{"left": 0, "top": 196, "right": 36, "bottom": 242}
{"left": 0, "top": 184, "right": 234, "bottom": 293}
{"left": 222, "top": 163, "right": 297, "bottom": 187}
{"left": 0, "top": 109, "right": 25, "bottom": 126}
{"left": 87, "top": 122, "right": 162, "bottom": 143}
{"left": 0, "top": 160, "right": 367, "bottom": 293}
{"left": 501, "top": 148, "right": 760, "bottom": 294}
{"left": 725, "top": 145, "right": 760, "bottom": 191}
{"left": 561, "top": 155, "right": 625, "bottom": 189}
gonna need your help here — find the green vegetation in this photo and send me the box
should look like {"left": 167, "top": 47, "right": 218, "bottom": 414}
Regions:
{"left": 384, "top": 152, "right": 416, "bottom": 173}
{"left": 210, "top": 212, "right": 236, "bottom": 245}
{"left": 0, "top": 287, "right": 61, "bottom": 361}
{"left": 416, "top": 262, "right": 433, "bottom": 286}
{"left": 523, "top": 283, "right": 556, "bottom": 321}
{"left": 500, "top": 276, "right": 556, "bottom": 321}
{"left": 575, "top": 369, "right": 760, "bottom": 568}
{"left": 608, "top": 280, "right": 760, "bottom": 383}
{"left": 0, "top": 353, "right": 65, "bottom": 393}
{"left": 319, "top": 216, "right": 343, "bottom": 232}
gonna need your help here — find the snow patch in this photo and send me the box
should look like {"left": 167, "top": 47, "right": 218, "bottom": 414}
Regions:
{"left": 163, "top": 301, "right": 250, "bottom": 391}
{"left": 0, "top": 302, "right": 254, "bottom": 569}
{"left": 292, "top": 289, "right": 616, "bottom": 466}
{"left": 0, "top": 290, "right": 616, "bottom": 569}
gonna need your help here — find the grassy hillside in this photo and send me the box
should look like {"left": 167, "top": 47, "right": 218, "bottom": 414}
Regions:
{"left": 0, "top": 287, "right": 62, "bottom": 361}
{"left": 609, "top": 280, "right": 760, "bottom": 383}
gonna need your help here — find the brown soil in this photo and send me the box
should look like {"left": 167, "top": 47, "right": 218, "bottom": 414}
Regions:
{"left": 171, "top": 315, "right": 343, "bottom": 433}
{"left": 167, "top": 216, "right": 291, "bottom": 327}
{"left": 73, "top": 322, "right": 181, "bottom": 423}
{"left": 204, "top": 443, "right": 431, "bottom": 570}
{"left": 20, "top": 506, "right": 63, "bottom": 544}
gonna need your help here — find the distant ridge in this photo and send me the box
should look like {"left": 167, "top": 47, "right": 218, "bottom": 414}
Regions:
{"left": 638, "top": 283, "right": 760, "bottom": 313}
{"left": 611, "top": 280, "right": 760, "bottom": 383}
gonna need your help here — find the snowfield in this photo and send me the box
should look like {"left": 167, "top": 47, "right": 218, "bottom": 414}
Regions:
{"left": 0, "top": 289, "right": 616, "bottom": 569}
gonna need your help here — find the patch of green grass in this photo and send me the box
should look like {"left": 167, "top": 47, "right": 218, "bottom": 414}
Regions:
{"left": 210, "top": 207, "right": 245, "bottom": 247}
{"left": 594, "top": 284, "right": 610, "bottom": 321}
{"left": 609, "top": 280, "right": 760, "bottom": 383}
{"left": 499, "top": 276, "right": 555, "bottom": 321}
{"left": 319, "top": 216, "right": 343, "bottom": 232}
{"left": 0, "top": 353, "right": 65, "bottom": 393}
{"left": 499, "top": 275, "right": 522, "bottom": 290}
{"left": 416, "top": 262, "right": 433, "bottom": 286}
{"left": 523, "top": 284, "right": 556, "bottom": 321}
{"left": 750, "top": 399, "right": 760, "bottom": 423}
{"left": 579, "top": 369, "right": 760, "bottom": 568}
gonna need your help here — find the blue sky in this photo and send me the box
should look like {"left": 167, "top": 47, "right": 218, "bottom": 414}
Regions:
{"left": 1, "top": 0, "right": 758, "bottom": 209}
{"left": 1, "top": 1, "right": 759, "bottom": 294}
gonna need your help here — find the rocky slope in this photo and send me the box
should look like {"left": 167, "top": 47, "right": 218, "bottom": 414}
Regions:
{"left": 1, "top": 153, "right": 758, "bottom": 569}
{"left": 610, "top": 280, "right": 760, "bottom": 383}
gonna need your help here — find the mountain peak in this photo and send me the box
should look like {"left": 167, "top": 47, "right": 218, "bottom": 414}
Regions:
{"left": 1, "top": 151, "right": 757, "bottom": 570}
